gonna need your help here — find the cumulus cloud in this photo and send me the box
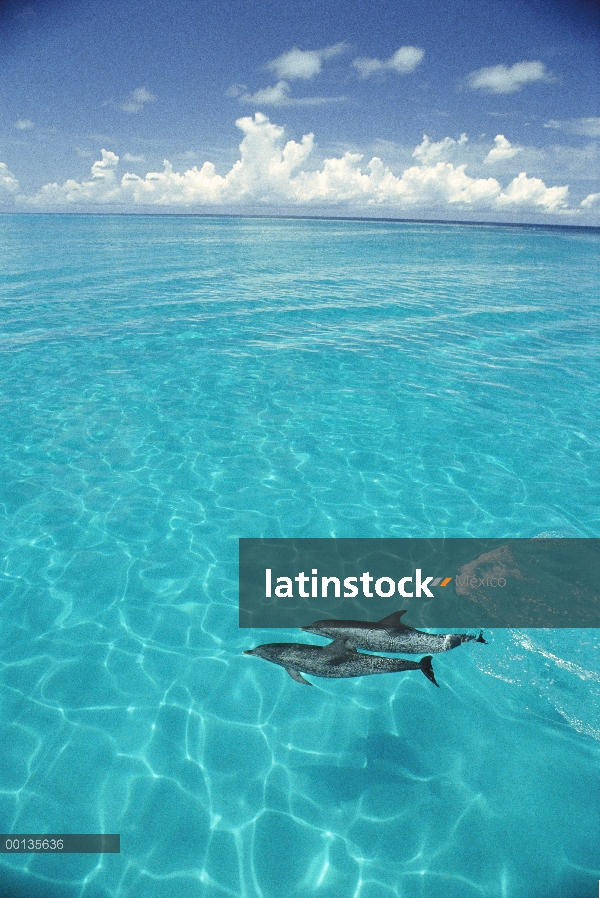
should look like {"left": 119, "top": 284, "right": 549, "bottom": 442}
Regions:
{"left": 18, "top": 114, "right": 572, "bottom": 216}
{"left": 581, "top": 192, "right": 600, "bottom": 209}
{"left": 119, "top": 87, "right": 156, "bottom": 113}
{"left": 267, "top": 43, "right": 348, "bottom": 80}
{"left": 544, "top": 117, "right": 600, "bottom": 138}
{"left": 484, "top": 135, "right": 523, "bottom": 164}
{"left": 467, "top": 61, "right": 551, "bottom": 94}
{"left": 496, "top": 172, "right": 568, "bottom": 211}
{"left": 24, "top": 149, "right": 121, "bottom": 205}
{"left": 353, "top": 46, "right": 424, "bottom": 78}
{"left": 0, "top": 162, "right": 19, "bottom": 197}
{"left": 412, "top": 133, "right": 468, "bottom": 164}
{"left": 123, "top": 153, "right": 146, "bottom": 163}
{"left": 15, "top": 118, "right": 34, "bottom": 130}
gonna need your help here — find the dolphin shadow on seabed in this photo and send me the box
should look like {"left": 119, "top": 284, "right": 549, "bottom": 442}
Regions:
{"left": 291, "top": 732, "right": 435, "bottom": 803}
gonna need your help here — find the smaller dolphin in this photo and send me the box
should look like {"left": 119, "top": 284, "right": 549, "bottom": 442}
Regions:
{"left": 302, "top": 611, "right": 487, "bottom": 655}
{"left": 244, "top": 639, "right": 439, "bottom": 686}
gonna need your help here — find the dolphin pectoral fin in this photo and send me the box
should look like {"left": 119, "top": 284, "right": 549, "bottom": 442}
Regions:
{"left": 286, "top": 667, "right": 313, "bottom": 686}
{"left": 376, "top": 610, "right": 409, "bottom": 627}
{"left": 419, "top": 655, "right": 440, "bottom": 687}
{"left": 476, "top": 631, "right": 488, "bottom": 644}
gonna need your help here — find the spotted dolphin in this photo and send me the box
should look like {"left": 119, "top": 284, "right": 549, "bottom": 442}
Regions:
{"left": 302, "top": 611, "right": 487, "bottom": 654}
{"left": 244, "top": 638, "right": 439, "bottom": 686}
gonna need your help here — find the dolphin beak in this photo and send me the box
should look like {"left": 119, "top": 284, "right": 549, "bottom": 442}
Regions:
{"left": 243, "top": 649, "right": 254, "bottom": 655}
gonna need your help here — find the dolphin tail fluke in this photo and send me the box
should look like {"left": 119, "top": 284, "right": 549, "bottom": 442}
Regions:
{"left": 419, "top": 655, "right": 439, "bottom": 687}
{"left": 476, "top": 631, "right": 488, "bottom": 644}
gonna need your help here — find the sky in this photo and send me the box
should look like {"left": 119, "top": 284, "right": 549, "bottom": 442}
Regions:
{"left": 1, "top": 0, "right": 599, "bottom": 224}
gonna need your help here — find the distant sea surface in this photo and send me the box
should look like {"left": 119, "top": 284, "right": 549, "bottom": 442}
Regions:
{"left": 0, "top": 214, "right": 599, "bottom": 898}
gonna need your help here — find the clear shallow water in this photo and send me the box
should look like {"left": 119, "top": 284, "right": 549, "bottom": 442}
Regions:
{"left": 0, "top": 214, "right": 599, "bottom": 897}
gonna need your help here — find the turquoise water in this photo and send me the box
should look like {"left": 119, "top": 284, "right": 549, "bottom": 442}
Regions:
{"left": 0, "top": 214, "right": 599, "bottom": 897}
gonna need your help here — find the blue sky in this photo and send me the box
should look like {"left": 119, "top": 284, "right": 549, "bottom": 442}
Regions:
{"left": 1, "top": 0, "right": 599, "bottom": 223}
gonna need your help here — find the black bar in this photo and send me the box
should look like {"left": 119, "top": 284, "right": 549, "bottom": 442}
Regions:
{"left": 239, "top": 537, "right": 600, "bottom": 628}
{"left": 0, "top": 835, "right": 120, "bottom": 853}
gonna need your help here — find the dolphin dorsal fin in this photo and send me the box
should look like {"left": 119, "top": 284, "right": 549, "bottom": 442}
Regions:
{"left": 322, "top": 638, "right": 354, "bottom": 659}
{"left": 376, "top": 610, "right": 408, "bottom": 627}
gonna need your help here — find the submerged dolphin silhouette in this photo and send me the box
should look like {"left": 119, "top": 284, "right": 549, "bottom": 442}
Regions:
{"left": 302, "top": 611, "right": 487, "bottom": 654}
{"left": 244, "top": 639, "right": 439, "bottom": 686}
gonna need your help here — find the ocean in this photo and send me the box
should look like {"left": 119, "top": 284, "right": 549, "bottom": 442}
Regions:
{"left": 0, "top": 213, "right": 598, "bottom": 898}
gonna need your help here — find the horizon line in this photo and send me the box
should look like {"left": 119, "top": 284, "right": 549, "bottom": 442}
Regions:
{"left": 1, "top": 210, "right": 598, "bottom": 231}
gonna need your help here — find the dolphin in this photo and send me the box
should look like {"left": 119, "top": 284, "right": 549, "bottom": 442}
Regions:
{"left": 244, "top": 639, "right": 439, "bottom": 686}
{"left": 301, "top": 611, "right": 487, "bottom": 654}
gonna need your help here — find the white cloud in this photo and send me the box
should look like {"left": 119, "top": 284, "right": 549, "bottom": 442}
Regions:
{"left": 231, "top": 80, "right": 343, "bottom": 107}
{"left": 467, "top": 61, "right": 551, "bottom": 94}
{"left": 105, "top": 114, "right": 313, "bottom": 206}
{"left": 239, "top": 81, "right": 292, "bottom": 106}
{"left": 17, "top": 114, "right": 574, "bottom": 217}
{"left": 267, "top": 43, "right": 348, "bottom": 80}
{"left": 544, "top": 117, "right": 600, "bottom": 138}
{"left": 24, "top": 149, "right": 121, "bottom": 205}
{"left": 496, "top": 172, "right": 569, "bottom": 211}
{"left": 353, "top": 46, "right": 424, "bottom": 78}
{"left": 91, "top": 150, "right": 119, "bottom": 178}
{"left": 0, "top": 162, "right": 19, "bottom": 197}
{"left": 226, "top": 83, "right": 247, "bottom": 98}
{"left": 119, "top": 87, "right": 156, "bottom": 113}
{"left": 581, "top": 193, "right": 600, "bottom": 209}
{"left": 412, "top": 133, "right": 468, "bottom": 164}
{"left": 15, "top": 118, "right": 34, "bottom": 130}
{"left": 484, "top": 135, "right": 523, "bottom": 164}
{"left": 123, "top": 153, "right": 146, "bottom": 163}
